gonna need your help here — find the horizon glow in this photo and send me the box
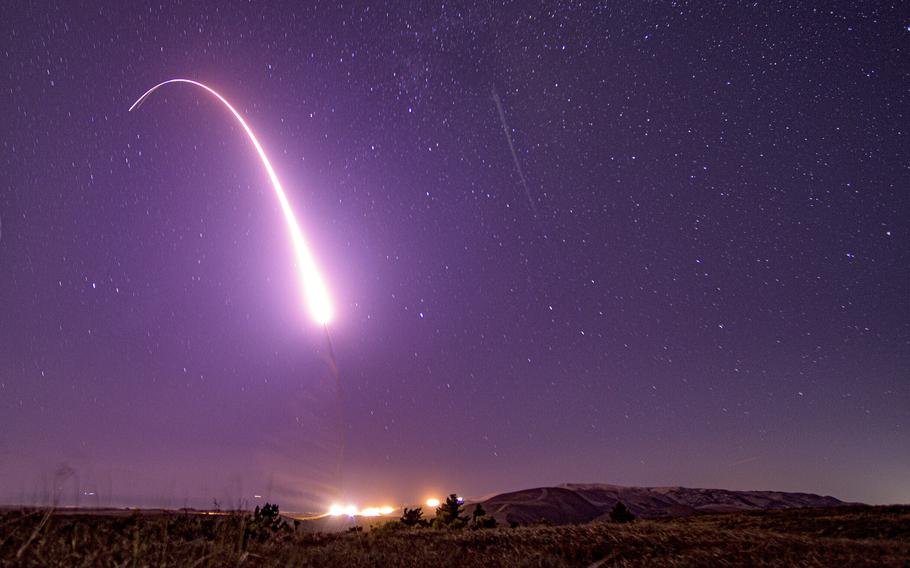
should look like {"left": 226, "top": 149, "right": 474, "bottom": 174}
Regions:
{"left": 129, "top": 79, "right": 333, "bottom": 325}
{"left": 328, "top": 503, "right": 396, "bottom": 517}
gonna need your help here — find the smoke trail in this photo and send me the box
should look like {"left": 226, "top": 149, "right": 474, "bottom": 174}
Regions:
{"left": 322, "top": 325, "right": 344, "bottom": 499}
{"left": 129, "top": 79, "right": 333, "bottom": 326}
{"left": 491, "top": 85, "right": 538, "bottom": 217}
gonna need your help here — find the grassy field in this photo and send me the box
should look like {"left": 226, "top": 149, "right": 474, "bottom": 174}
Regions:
{"left": 1, "top": 505, "right": 907, "bottom": 566}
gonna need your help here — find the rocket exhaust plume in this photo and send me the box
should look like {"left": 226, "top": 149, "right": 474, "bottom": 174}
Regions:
{"left": 323, "top": 324, "right": 344, "bottom": 496}
{"left": 129, "top": 79, "right": 333, "bottom": 326}
{"left": 131, "top": 79, "right": 344, "bottom": 501}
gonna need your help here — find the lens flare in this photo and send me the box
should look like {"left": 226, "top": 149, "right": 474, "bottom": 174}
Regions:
{"left": 129, "top": 79, "right": 332, "bottom": 325}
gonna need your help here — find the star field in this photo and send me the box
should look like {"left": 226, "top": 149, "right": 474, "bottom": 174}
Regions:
{"left": 0, "top": 2, "right": 907, "bottom": 508}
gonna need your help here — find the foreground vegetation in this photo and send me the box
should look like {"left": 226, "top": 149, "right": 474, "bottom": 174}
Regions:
{"left": 1, "top": 505, "right": 907, "bottom": 566}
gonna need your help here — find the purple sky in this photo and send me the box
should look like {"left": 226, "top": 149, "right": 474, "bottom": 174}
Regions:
{"left": 1, "top": 3, "right": 907, "bottom": 511}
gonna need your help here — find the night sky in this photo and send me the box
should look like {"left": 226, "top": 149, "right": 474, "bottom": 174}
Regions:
{"left": 2, "top": 3, "right": 907, "bottom": 511}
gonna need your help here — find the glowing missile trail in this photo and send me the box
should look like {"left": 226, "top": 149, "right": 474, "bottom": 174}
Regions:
{"left": 129, "top": 79, "right": 332, "bottom": 325}
{"left": 132, "top": 79, "right": 345, "bottom": 502}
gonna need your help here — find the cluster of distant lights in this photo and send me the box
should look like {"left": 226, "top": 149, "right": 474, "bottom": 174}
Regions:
{"left": 327, "top": 497, "right": 461, "bottom": 517}
{"left": 328, "top": 504, "right": 395, "bottom": 517}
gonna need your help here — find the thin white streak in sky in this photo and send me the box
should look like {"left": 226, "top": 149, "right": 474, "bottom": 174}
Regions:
{"left": 491, "top": 85, "right": 538, "bottom": 217}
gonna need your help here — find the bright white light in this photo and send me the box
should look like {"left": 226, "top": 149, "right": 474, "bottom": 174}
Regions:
{"left": 426, "top": 498, "right": 440, "bottom": 508}
{"left": 328, "top": 503, "right": 396, "bottom": 517}
{"left": 328, "top": 503, "right": 395, "bottom": 517}
{"left": 130, "top": 79, "right": 333, "bottom": 325}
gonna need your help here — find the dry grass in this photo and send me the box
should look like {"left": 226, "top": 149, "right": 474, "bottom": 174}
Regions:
{"left": 0, "top": 505, "right": 907, "bottom": 567}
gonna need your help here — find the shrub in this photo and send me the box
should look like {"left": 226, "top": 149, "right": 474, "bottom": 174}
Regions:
{"left": 609, "top": 501, "right": 636, "bottom": 523}
{"left": 401, "top": 507, "right": 425, "bottom": 527}
{"left": 246, "top": 502, "right": 289, "bottom": 543}
{"left": 471, "top": 503, "right": 497, "bottom": 529}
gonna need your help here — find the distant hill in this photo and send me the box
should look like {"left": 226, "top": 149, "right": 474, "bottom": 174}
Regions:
{"left": 481, "top": 483, "right": 853, "bottom": 525}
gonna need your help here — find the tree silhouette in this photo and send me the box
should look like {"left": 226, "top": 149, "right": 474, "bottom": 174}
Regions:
{"left": 400, "top": 507, "right": 425, "bottom": 527}
{"left": 609, "top": 501, "right": 636, "bottom": 523}
{"left": 434, "top": 494, "right": 466, "bottom": 527}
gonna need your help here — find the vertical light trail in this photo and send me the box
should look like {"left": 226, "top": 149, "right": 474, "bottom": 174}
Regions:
{"left": 129, "top": 79, "right": 332, "bottom": 325}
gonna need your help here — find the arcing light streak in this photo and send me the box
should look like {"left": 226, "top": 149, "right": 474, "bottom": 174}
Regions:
{"left": 130, "top": 79, "right": 332, "bottom": 325}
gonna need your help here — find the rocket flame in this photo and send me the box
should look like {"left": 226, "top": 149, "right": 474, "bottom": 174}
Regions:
{"left": 130, "top": 79, "right": 332, "bottom": 325}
